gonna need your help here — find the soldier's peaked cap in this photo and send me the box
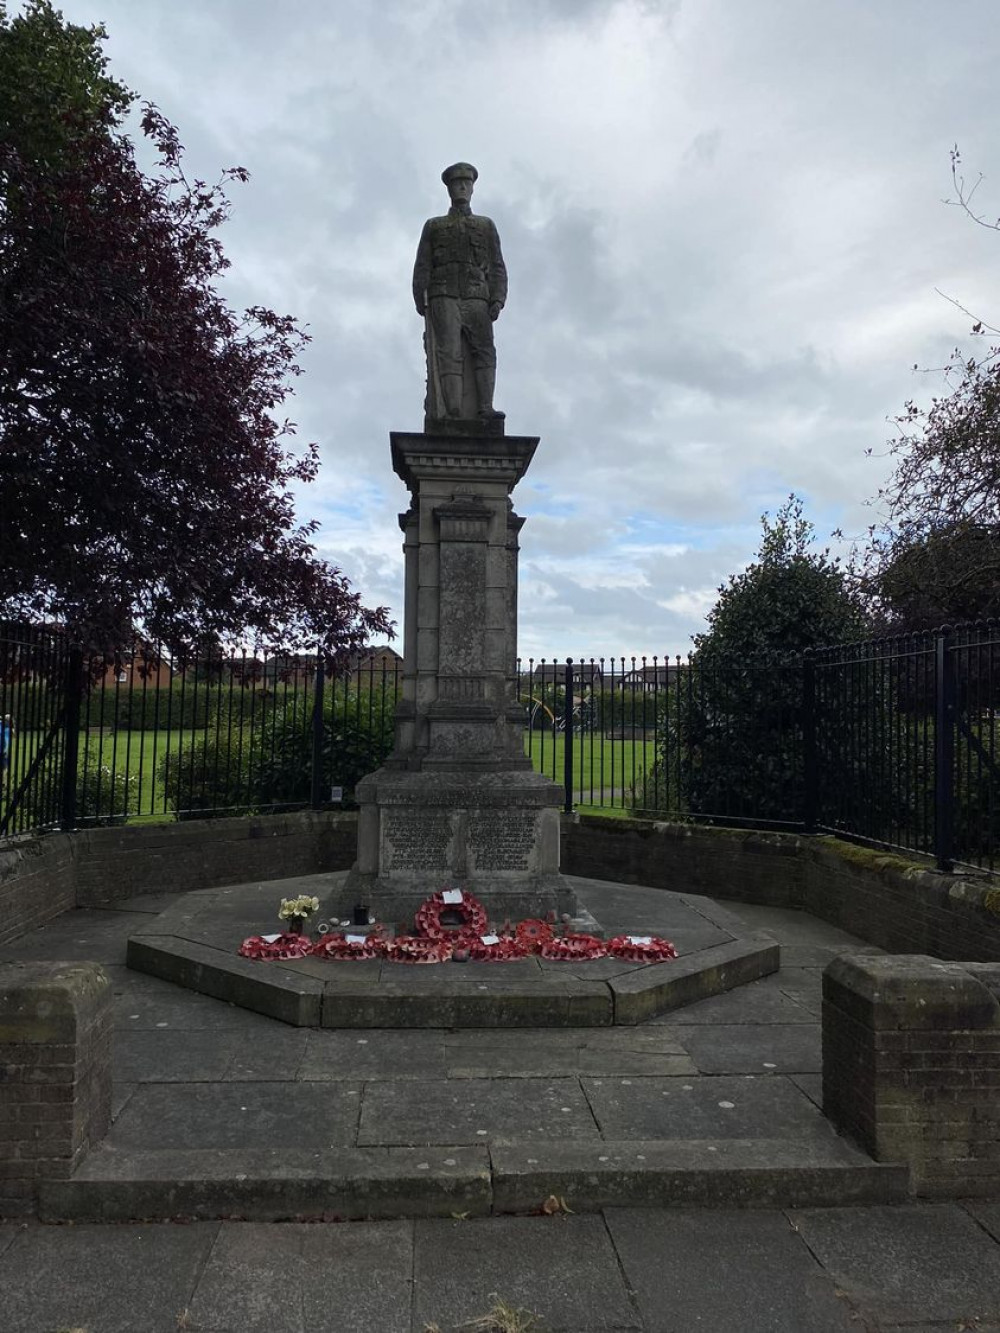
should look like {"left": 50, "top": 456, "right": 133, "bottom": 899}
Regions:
{"left": 442, "top": 162, "right": 478, "bottom": 185}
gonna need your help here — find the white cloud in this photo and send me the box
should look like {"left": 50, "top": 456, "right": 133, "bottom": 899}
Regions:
{"left": 48, "top": 0, "right": 1000, "bottom": 656}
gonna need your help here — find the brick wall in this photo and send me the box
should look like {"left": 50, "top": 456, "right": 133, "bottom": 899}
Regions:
{"left": 561, "top": 816, "right": 802, "bottom": 906}
{"left": 0, "top": 961, "right": 112, "bottom": 1216}
{"left": 0, "top": 811, "right": 358, "bottom": 941}
{"left": 0, "top": 836, "right": 76, "bottom": 946}
{"left": 73, "top": 810, "right": 358, "bottom": 906}
{"left": 562, "top": 816, "right": 1000, "bottom": 962}
{"left": 823, "top": 953, "right": 1000, "bottom": 1197}
{"left": 799, "top": 840, "right": 1000, "bottom": 962}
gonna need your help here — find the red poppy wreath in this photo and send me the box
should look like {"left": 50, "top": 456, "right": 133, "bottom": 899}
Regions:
{"left": 414, "top": 889, "right": 489, "bottom": 941}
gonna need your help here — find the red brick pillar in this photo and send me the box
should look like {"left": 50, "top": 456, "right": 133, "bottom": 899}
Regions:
{"left": 0, "top": 961, "right": 112, "bottom": 1215}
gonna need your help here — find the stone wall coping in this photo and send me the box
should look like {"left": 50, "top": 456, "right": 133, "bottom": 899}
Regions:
{"left": 0, "top": 961, "right": 111, "bottom": 1042}
{"left": 567, "top": 815, "right": 1000, "bottom": 923}
{"left": 824, "top": 953, "right": 1000, "bottom": 1031}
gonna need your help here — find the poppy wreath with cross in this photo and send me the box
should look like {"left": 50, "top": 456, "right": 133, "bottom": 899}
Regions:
{"left": 414, "top": 889, "right": 489, "bottom": 941}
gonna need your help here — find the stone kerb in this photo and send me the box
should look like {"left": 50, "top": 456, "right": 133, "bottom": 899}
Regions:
{"left": 0, "top": 961, "right": 112, "bottom": 1216}
{"left": 822, "top": 953, "right": 1000, "bottom": 1197}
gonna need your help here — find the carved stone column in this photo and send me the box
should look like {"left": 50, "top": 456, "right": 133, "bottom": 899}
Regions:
{"left": 346, "top": 431, "right": 575, "bottom": 922}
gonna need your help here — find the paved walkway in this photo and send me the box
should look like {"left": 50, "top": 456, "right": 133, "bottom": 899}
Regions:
{"left": 2, "top": 892, "right": 999, "bottom": 1329}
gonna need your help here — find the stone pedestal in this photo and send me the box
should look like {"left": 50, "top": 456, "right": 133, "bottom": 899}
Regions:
{"left": 344, "top": 431, "right": 575, "bottom": 924}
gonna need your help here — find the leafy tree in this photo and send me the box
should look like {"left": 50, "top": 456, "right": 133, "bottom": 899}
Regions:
{"left": 867, "top": 522, "right": 1000, "bottom": 631}
{"left": 695, "top": 495, "right": 869, "bottom": 667}
{"left": 0, "top": 1, "right": 131, "bottom": 172}
{"left": 648, "top": 496, "right": 869, "bottom": 823}
{"left": 0, "top": 2, "right": 390, "bottom": 656}
{"left": 861, "top": 147, "right": 1000, "bottom": 630}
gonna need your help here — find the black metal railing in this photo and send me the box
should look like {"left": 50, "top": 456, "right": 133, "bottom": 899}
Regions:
{"left": 3, "top": 623, "right": 999, "bottom": 876}
{"left": 518, "top": 626, "right": 1000, "bottom": 875}
{"left": 0, "top": 634, "right": 402, "bottom": 832}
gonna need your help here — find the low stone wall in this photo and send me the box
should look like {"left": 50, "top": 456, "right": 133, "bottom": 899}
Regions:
{"left": 563, "top": 817, "right": 1000, "bottom": 962}
{"left": 0, "top": 811, "right": 358, "bottom": 940}
{"left": 823, "top": 953, "right": 1000, "bottom": 1197}
{"left": 73, "top": 811, "right": 357, "bottom": 907}
{"left": 0, "top": 835, "right": 77, "bottom": 947}
{"left": 799, "top": 839, "right": 1000, "bottom": 962}
{"left": 561, "top": 817, "right": 801, "bottom": 906}
{"left": 4, "top": 808, "right": 1000, "bottom": 962}
{"left": 0, "top": 961, "right": 112, "bottom": 1216}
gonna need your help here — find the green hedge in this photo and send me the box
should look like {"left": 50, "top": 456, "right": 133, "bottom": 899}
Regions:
{"left": 157, "top": 686, "right": 396, "bottom": 818}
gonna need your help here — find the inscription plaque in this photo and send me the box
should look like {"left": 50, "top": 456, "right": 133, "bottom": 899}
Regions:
{"left": 383, "top": 810, "right": 453, "bottom": 872}
{"left": 468, "top": 811, "right": 537, "bottom": 873}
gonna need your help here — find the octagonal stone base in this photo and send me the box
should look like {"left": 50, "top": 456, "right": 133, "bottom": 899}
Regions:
{"left": 125, "top": 873, "right": 780, "bottom": 1029}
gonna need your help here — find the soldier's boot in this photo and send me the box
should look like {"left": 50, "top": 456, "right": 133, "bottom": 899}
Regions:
{"left": 475, "top": 368, "right": 505, "bottom": 420}
{"left": 441, "top": 374, "right": 464, "bottom": 418}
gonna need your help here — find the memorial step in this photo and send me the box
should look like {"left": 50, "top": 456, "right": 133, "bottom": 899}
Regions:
{"left": 39, "top": 1137, "right": 908, "bottom": 1223}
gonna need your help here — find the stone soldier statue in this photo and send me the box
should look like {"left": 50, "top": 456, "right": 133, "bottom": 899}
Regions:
{"left": 412, "top": 162, "right": 507, "bottom": 423}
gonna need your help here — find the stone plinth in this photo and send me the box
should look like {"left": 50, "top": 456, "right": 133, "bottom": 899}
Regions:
{"left": 823, "top": 953, "right": 1000, "bottom": 1197}
{"left": 0, "top": 961, "right": 112, "bottom": 1215}
{"left": 345, "top": 430, "right": 572, "bottom": 923}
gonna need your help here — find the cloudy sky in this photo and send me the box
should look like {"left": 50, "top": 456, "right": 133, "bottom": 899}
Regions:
{"left": 51, "top": 0, "right": 1000, "bottom": 659}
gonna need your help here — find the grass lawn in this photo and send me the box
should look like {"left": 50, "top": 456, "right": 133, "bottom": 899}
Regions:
{"left": 4, "top": 726, "right": 658, "bottom": 826}
{"left": 523, "top": 732, "right": 657, "bottom": 807}
{"left": 89, "top": 728, "right": 199, "bottom": 818}
{"left": 5, "top": 728, "right": 211, "bottom": 824}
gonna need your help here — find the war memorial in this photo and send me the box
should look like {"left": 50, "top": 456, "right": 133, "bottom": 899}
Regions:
{"left": 116, "top": 162, "right": 778, "bottom": 1022}
{"left": 2, "top": 167, "right": 1000, "bottom": 1331}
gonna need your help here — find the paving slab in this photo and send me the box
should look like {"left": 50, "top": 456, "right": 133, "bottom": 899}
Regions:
{"left": 112, "top": 1081, "right": 137, "bottom": 1119}
{"left": 605, "top": 1207, "right": 858, "bottom": 1332}
{"left": 491, "top": 1140, "right": 908, "bottom": 1212}
{"left": 187, "top": 1219, "right": 414, "bottom": 1333}
{"left": 790, "top": 1072, "right": 823, "bottom": 1108}
{"left": 967, "top": 1199, "right": 1000, "bottom": 1243}
{"left": 716, "top": 902, "right": 867, "bottom": 947}
{"left": 107, "top": 1080, "right": 363, "bottom": 1150}
{"left": 41, "top": 1145, "right": 492, "bottom": 1223}
{"left": 773, "top": 965, "right": 826, "bottom": 1014}
{"left": 442, "top": 1027, "right": 689, "bottom": 1055}
{"left": 225, "top": 1027, "right": 310, "bottom": 1080}
{"left": 790, "top": 1203, "right": 1000, "bottom": 1324}
{"left": 105, "top": 890, "right": 186, "bottom": 915}
{"left": 666, "top": 978, "right": 817, "bottom": 1025}
{"left": 113, "top": 976, "right": 274, "bottom": 1030}
{"left": 677, "top": 1023, "right": 822, "bottom": 1075}
{"left": 113, "top": 1027, "right": 238, "bottom": 1082}
{"left": 776, "top": 944, "right": 868, "bottom": 968}
{"left": 581, "top": 1073, "right": 836, "bottom": 1142}
{"left": 0, "top": 1219, "right": 219, "bottom": 1333}
{"left": 413, "top": 1214, "right": 640, "bottom": 1331}
{"left": 576, "top": 876, "right": 744, "bottom": 938}
{"left": 872, "top": 1325, "right": 1000, "bottom": 1333}
{"left": 0, "top": 907, "right": 138, "bottom": 963}
{"left": 298, "top": 1029, "right": 448, "bottom": 1080}
{"left": 443, "top": 1029, "right": 696, "bottom": 1078}
{"left": 358, "top": 1076, "right": 601, "bottom": 1146}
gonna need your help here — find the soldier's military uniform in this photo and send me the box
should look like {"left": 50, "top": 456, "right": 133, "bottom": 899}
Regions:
{"left": 412, "top": 163, "right": 507, "bottom": 420}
